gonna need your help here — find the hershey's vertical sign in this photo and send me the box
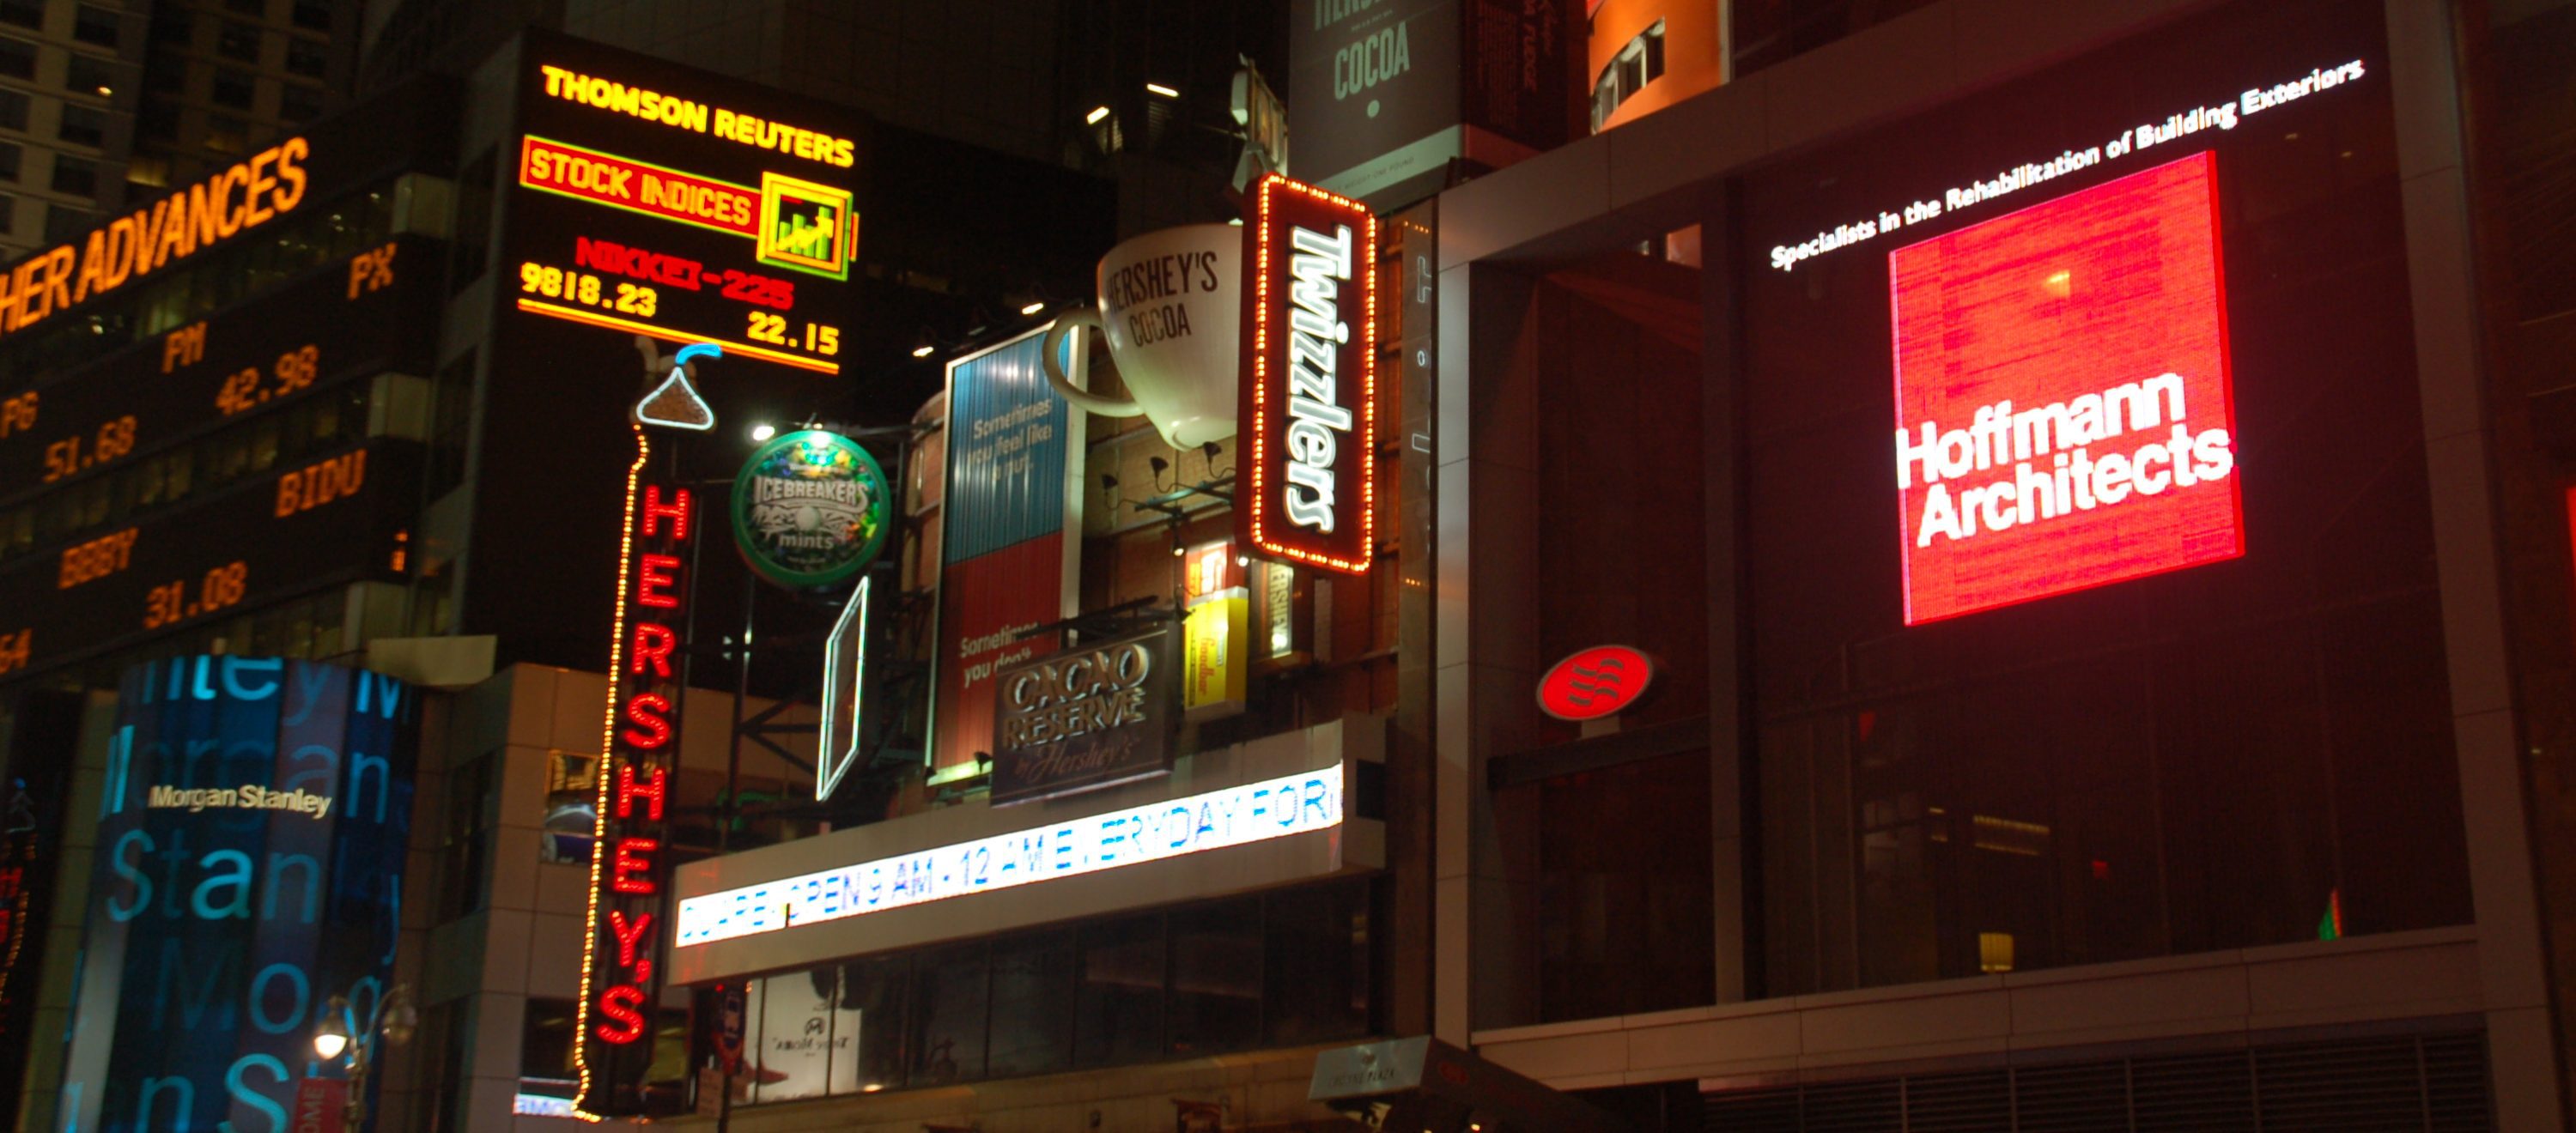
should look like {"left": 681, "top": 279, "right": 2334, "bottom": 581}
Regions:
{"left": 1239, "top": 174, "right": 1378, "bottom": 575}
{"left": 577, "top": 435, "right": 691, "bottom": 1117}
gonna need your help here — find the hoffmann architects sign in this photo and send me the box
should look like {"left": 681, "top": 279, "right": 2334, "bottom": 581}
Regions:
{"left": 1892, "top": 150, "right": 2239, "bottom": 623}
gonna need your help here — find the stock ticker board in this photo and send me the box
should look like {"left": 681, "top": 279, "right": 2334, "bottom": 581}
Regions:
{"left": 0, "top": 237, "right": 437, "bottom": 682}
{"left": 505, "top": 31, "right": 866, "bottom": 379}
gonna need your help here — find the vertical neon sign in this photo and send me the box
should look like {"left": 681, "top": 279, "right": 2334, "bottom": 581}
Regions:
{"left": 575, "top": 343, "right": 714, "bottom": 1118}
{"left": 1237, "top": 173, "right": 1377, "bottom": 575}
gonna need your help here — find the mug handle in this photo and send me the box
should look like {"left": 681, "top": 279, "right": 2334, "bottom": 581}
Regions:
{"left": 1041, "top": 310, "right": 1146, "bottom": 418}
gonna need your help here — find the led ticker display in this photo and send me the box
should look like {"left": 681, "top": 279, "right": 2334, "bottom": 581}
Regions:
{"left": 1890, "top": 151, "right": 2239, "bottom": 624}
{"left": 0, "top": 236, "right": 434, "bottom": 502}
{"left": 671, "top": 762, "right": 1346, "bottom": 952}
{"left": 1238, "top": 174, "right": 1377, "bottom": 575}
{"left": 0, "top": 441, "right": 416, "bottom": 679}
{"left": 507, "top": 39, "right": 862, "bottom": 379}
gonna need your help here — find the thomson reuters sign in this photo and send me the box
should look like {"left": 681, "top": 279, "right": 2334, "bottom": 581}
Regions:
{"left": 1891, "top": 151, "right": 2240, "bottom": 624}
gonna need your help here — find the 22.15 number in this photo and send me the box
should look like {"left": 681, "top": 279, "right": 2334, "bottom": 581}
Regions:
{"left": 143, "top": 560, "right": 248, "bottom": 629}
{"left": 745, "top": 312, "right": 838, "bottom": 356}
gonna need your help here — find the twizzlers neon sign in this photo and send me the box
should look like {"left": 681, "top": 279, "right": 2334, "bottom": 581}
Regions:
{"left": 1892, "top": 151, "right": 2241, "bottom": 624}
{"left": 1239, "top": 173, "right": 1376, "bottom": 575}
{"left": 574, "top": 426, "right": 694, "bottom": 1116}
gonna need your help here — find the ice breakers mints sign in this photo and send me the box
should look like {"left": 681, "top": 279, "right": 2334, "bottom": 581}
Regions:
{"left": 1891, "top": 151, "right": 2241, "bottom": 625}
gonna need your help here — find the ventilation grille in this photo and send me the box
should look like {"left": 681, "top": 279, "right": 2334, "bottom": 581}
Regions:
{"left": 1702, "top": 1031, "right": 2489, "bottom": 1132}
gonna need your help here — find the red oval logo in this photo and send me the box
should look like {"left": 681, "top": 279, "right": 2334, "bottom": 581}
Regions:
{"left": 1536, "top": 645, "right": 1655, "bottom": 721}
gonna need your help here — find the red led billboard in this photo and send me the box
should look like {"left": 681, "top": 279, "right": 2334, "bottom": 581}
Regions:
{"left": 1891, "top": 150, "right": 2239, "bottom": 625}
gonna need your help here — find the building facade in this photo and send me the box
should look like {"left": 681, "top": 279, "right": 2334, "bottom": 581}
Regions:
{"left": 1425, "top": 0, "right": 2573, "bottom": 1128}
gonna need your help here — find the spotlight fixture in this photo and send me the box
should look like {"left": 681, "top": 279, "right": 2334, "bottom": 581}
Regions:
{"left": 1009, "top": 290, "right": 1048, "bottom": 318}
{"left": 750, "top": 423, "right": 775, "bottom": 443}
{"left": 1148, "top": 455, "right": 1170, "bottom": 488}
{"left": 1084, "top": 105, "right": 1111, "bottom": 125}
{"left": 910, "top": 329, "right": 937, "bottom": 358}
{"left": 1200, "top": 440, "right": 1223, "bottom": 460}
{"left": 1020, "top": 299, "right": 1046, "bottom": 316}
{"left": 1099, "top": 472, "right": 1120, "bottom": 493}
{"left": 1145, "top": 82, "right": 1179, "bottom": 98}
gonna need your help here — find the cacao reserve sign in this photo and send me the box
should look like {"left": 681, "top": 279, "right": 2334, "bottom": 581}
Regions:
{"left": 989, "top": 627, "right": 1173, "bottom": 804}
{"left": 730, "top": 429, "right": 890, "bottom": 589}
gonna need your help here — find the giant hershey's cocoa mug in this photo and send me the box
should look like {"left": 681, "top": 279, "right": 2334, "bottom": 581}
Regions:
{"left": 1043, "top": 222, "right": 1243, "bottom": 448}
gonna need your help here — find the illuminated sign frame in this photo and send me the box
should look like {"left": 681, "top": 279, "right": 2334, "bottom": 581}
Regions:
{"left": 675, "top": 762, "right": 1346, "bottom": 948}
{"left": 729, "top": 428, "right": 890, "bottom": 589}
{"left": 574, "top": 425, "right": 695, "bottom": 1118}
{"left": 816, "top": 574, "right": 869, "bottom": 802}
{"left": 1535, "top": 645, "right": 1657, "bottom": 722}
{"left": 1238, "top": 174, "right": 1378, "bottom": 575}
{"left": 1891, "top": 150, "right": 2240, "bottom": 625}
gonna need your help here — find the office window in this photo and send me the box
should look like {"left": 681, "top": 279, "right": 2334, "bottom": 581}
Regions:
{"left": 278, "top": 82, "right": 319, "bottom": 121}
{"left": 204, "top": 114, "right": 244, "bottom": 153}
{"left": 284, "top": 34, "right": 324, "bottom": 77}
{"left": 290, "top": 0, "right": 328, "bottom": 28}
{"left": 0, "top": 191, "right": 15, "bottom": 234}
{"left": 0, "top": 89, "right": 23, "bottom": 131}
{"left": 72, "top": 5, "right": 118, "bottom": 46}
{"left": 216, "top": 21, "right": 259, "bottom": 63}
{"left": 124, "top": 153, "right": 167, "bottom": 188}
{"left": 42, "top": 203, "right": 88, "bottom": 241}
{"left": 149, "top": 8, "right": 189, "bottom": 44}
{"left": 65, "top": 54, "right": 114, "bottom": 97}
{"left": 0, "top": 37, "right": 34, "bottom": 79}
{"left": 210, "top": 68, "right": 253, "bottom": 108}
{"left": 0, "top": 1, "right": 37, "bottom": 30}
{"left": 0, "top": 142, "right": 19, "bottom": 181}
{"left": 135, "top": 101, "right": 175, "bottom": 140}
{"left": 58, "top": 104, "right": 106, "bottom": 148}
{"left": 50, "top": 156, "right": 96, "bottom": 197}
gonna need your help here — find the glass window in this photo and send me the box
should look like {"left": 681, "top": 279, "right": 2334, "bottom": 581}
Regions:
{"left": 135, "top": 100, "right": 175, "bottom": 140}
{"left": 1262, "top": 881, "right": 1371, "bottom": 1045}
{"left": 216, "top": 21, "right": 259, "bottom": 62}
{"left": 278, "top": 82, "right": 320, "bottom": 121}
{"left": 838, "top": 955, "right": 908, "bottom": 1093}
{"left": 1730, "top": 0, "right": 2470, "bottom": 999}
{"left": 0, "top": 141, "right": 19, "bottom": 180}
{"left": 284, "top": 34, "right": 324, "bottom": 76}
{"left": 205, "top": 113, "right": 245, "bottom": 153}
{"left": 1074, "top": 912, "right": 1162, "bottom": 1067}
{"left": 0, "top": 2, "right": 38, "bottom": 29}
{"left": 58, "top": 104, "right": 106, "bottom": 148}
{"left": 149, "top": 8, "right": 189, "bottom": 44}
{"left": 42, "top": 203, "right": 86, "bottom": 242}
{"left": 747, "top": 967, "right": 852, "bottom": 1103}
{"left": 519, "top": 997, "right": 576, "bottom": 1090}
{"left": 50, "top": 156, "right": 97, "bottom": 197}
{"left": 73, "top": 5, "right": 118, "bottom": 46}
{"left": 906, "top": 945, "right": 986, "bottom": 1086}
{"left": 210, "top": 67, "right": 253, "bottom": 108}
{"left": 65, "top": 54, "right": 114, "bottom": 97}
{"left": 0, "top": 191, "right": 15, "bottom": 234}
{"left": 290, "top": 0, "right": 329, "bottom": 29}
{"left": 0, "top": 89, "right": 24, "bottom": 130}
{"left": 1166, "top": 898, "right": 1261, "bottom": 1057}
{"left": 0, "top": 37, "right": 35, "bottom": 79}
{"left": 985, "top": 931, "right": 1074, "bottom": 1078}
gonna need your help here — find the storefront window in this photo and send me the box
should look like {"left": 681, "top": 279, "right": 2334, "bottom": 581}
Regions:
{"left": 1733, "top": 0, "right": 2469, "bottom": 997}
{"left": 714, "top": 880, "right": 1374, "bottom": 1106}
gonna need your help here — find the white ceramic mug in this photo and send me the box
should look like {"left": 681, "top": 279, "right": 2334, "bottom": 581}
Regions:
{"left": 1043, "top": 222, "right": 1242, "bottom": 448}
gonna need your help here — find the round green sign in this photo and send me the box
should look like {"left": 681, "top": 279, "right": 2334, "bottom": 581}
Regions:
{"left": 731, "top": 430, "right": 891, "bottom": 589}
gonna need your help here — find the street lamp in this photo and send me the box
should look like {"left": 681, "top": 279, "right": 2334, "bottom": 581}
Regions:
{"left": 312, "top": 984, "right": 418, "bottom": 1127}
